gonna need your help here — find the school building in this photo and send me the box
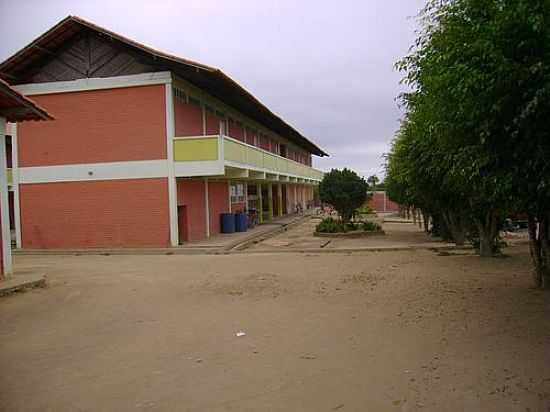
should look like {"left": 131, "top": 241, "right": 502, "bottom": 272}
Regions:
{"left": 0, "top": 16, "right": 327, "bottom": 248}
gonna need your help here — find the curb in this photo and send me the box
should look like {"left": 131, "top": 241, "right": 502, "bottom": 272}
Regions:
{"left": 232, "top": 244, "right": 473, "bottom": 255}
{"left": 0, "top": 273, "right": 47, "bottom": 297}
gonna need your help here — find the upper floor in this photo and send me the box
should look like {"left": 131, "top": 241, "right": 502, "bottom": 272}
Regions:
{"left": 1, "top": 16, "right": 327, "bottom": 184}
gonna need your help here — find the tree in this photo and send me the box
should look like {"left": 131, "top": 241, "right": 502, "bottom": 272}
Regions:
{"left": 391, "top": 0, "right": 550, "bottom": 286}
{"left": 319, "top": 169, "right": 369, "bottom": 223}
{"left": 367, "top": 175, "right": 380, "bottom": 191}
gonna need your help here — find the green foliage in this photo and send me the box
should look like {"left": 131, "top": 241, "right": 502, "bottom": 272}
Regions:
{"left": 316, "top": 217, "right": 341, "bottom": 233}
{"left": 315, "top": 217, "right": 381, "bottom": 233}
{"left": 356, "top": 205, "right": 375, "bottom": 215}
{"left": 319, "top": 169, "right": 369, "bottom": 223}
{"left": 367, "top": 175, "right": 380, "bottom": 189}
{"left": 387, "top": 0, "right": 550, "bottom": 258}
{"left": 362, "top": 221, "right": 382, "bottom": 232}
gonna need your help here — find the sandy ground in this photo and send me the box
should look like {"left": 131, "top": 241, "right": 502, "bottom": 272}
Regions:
{"left": 1, "top": 229, "right": 549, "bottom": 411}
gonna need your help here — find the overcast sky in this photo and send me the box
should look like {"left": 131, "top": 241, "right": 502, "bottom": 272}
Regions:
{"left": 0, "top": 0, "right": 424, "bottom": 179}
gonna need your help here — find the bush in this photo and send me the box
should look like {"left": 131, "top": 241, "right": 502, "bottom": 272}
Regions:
{"left": 316, "top": 218, "right": 382, "bottom": 233}
{"left": 356, "top": 205, "right": 374, "bottom": 215}
{"left": 362, "top": 221, "right": 382, "bottom": 232}
{"left": 316, "top": 217, "right": 342, "bottom": 233}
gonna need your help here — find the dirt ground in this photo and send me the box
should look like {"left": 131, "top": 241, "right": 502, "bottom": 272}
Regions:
{"left": 1, "top": 230, "right": 550, "bottom": 411}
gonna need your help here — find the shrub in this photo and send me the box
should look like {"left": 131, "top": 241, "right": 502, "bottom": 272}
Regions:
{"left": 356, "top": 205, "right": 374, "bottom": 215}
{"left": 362, "top": 221, "right": 382, "bottom": 232}
{"left": 316, "top": 217, "right": 341, "bottom": 233}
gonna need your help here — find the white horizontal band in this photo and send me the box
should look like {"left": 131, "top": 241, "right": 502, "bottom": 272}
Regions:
{"left": 19, "top": 159, "right": 169, "bottom": 184}
{"left": 14, "top": 72, "right": 172, "bottom": 96}
{"left": 174, "top": 160, "right": 224, "bottom": 177}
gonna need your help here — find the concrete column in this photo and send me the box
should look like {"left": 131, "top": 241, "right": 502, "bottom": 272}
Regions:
{"left": 256, "top": 183, "right": 263, "bottom": 224}
{"left": 267, "top": 183, "right": 273, "bottom": 222}
{"left": 293, "top": 184, "right": 297, "bottom": 213}
{"left": 0, "top": 117, "right": 12, "bottom": 277}
{"left": 277, "top": 183, "right": 283, "bottom": 217}
{"left": 205, "top": 178, "right": 210, "bottom": 238}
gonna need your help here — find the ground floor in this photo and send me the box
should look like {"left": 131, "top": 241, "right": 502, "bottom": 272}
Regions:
{"left": 176, "top": 178, "right": 316, "bottom": 243}
{"left": 11, "top": 176, "right": 317, "bottom": 248}
{"left": 1, "top": 234, "right": 548, "bottom": 411}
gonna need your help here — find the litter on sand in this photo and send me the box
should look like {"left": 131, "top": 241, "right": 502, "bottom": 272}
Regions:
{"left": 236, "top": 331, "right": 246, "bottom": 337}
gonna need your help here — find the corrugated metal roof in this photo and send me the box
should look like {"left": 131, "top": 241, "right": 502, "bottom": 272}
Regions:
{"left": 0, "top": 78, "right": 54, "bottom": 122}
{"left": 0, "top": 16, "right": 328, "bottom": 156}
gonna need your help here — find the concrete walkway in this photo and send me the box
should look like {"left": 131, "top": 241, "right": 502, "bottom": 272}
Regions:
{"left": 0, "top": 272, "right": 46, "bottom": 297}
{"left": 244, "top": 217, "right": 467, "bottom": 254}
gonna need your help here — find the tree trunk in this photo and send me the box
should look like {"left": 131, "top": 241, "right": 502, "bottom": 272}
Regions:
{"left": 477, "top": 211, "right": 498, "bottom": 257}
{"left": 443, "top": 211, "right": 466, "bottom": 246}
{"left": 422, "top": 211, "right": 430, "bottom": 233}
{"left": 528, "top": 214, "right": 550, "bottom": 289}
{"left": 417, "top": 210, "right": 423, "bottom": 228}
{"left": 412, "top": 208, "right": 417, "bottom": 225}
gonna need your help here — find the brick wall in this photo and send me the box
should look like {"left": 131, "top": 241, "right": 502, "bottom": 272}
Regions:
{"left": 176, "top": 179, "right": 230, "bottom": 241}
{"left": 20, "top": 178, "right": 170, "bottom": 248}
{"left": 208, "top": 181, "right": 229, "bottom": 236}
{"left": 228, "top": 119, "right": 244, "bottom": 141}
{"left": 368, "top": 192, "right": 400, "bottom": 213}
{"left": 174, "top": 99, "right": 202, "bottom": 136}
{"left": 177, "top": 179, "right": 206, "bottom": 242}
{"left": 18, "top": 85, "right": 166, "bottom": 166}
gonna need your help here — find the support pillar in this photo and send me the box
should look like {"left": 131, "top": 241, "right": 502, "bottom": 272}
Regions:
{"left": 165, "top": 83, "right": 179, "bottom": 247}
{"left": 256, "top": 183, "right": 263, "bottom": 224}
{"left": 205, "top": 178, "right": 210, "bottom": 238}
{"left": 0, "top": 118, "right": 12, "bottom": 277}
{"left": 267, "top": 183, "right": 273, "bottom": 222}
{"left": 277, "top": 183, "right": 283, "bottom": 217}
{"left": 293, "top": 184, "right": 297, "bottom": 214}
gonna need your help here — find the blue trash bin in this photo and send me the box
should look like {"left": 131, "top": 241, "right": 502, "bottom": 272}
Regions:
{"left": 221, "top": 213, "right": 236, "bottom": 233}
{"left": 235, "top": 213, "right": 248, "bottom": 232}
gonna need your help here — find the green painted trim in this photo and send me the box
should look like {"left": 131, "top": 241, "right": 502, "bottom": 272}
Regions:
{"left": 6, "top": 168, "right": 12, "bottom": 185}
{"left": 223, "top": 136, "right": 324, "bottom": 181}
{"left": 174, "top": 137, "right": 218, "bottom": 161}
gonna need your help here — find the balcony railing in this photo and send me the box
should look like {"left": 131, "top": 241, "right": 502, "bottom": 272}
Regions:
{"left": 173, "top": 135, "right": 324, "bottom": 182}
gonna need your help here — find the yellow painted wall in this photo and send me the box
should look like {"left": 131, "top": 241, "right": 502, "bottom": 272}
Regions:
{"left": 174, "top": 137, "right": 218, "bottom": 161}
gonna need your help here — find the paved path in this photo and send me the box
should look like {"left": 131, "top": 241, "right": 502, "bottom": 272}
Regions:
{"left": 248, "top": 217, "right": 454, "bottom": 252}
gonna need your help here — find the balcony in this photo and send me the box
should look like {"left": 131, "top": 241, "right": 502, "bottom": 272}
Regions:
{"left": 173, "top": 135, "right": 324, "bottom": 183}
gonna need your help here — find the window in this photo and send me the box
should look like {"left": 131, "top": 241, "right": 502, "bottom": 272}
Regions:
{"left": 230, "top": 183, "right": 245, "bottom": 203}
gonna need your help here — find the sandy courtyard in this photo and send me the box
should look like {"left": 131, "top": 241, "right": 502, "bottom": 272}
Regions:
{"left": 1, "top": 246, "right": 549, "bottom": 411}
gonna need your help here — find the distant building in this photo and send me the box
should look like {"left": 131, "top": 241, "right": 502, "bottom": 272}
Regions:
{"left": 0, "top": 16, "right": 328, "bottom": 248}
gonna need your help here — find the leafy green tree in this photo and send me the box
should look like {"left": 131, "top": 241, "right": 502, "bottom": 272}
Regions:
{"left": 319, "top": 169, "right": 369, "bottom": 223}
{"left": 391, "top": 0, "right": 550, "bottom": 286}
{"left": 367, "top": 175, "right": 380, "bottom": 191}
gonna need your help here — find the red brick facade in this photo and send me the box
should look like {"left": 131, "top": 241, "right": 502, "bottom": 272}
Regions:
{"left": 176, "top": 179, "right": 231, "bottom": 241}
{"left": 20, "top": 179, "right": 170, "bottom": 248}
{"left": 174, "top": 99, "right": 202, "bottom": 136}
{"left": 368, "top": 192, "right": 400, "bottom": 213}
{"left": 208, "top": 181, "right": 230, "bottom": 236}
{"left": 18, "top": 85, "right": 166, "bottom": 167}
